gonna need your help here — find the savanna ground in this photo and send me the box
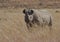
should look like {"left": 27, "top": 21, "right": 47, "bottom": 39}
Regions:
{"left": 0, "top": 8, "right": 60, "bottom": 42}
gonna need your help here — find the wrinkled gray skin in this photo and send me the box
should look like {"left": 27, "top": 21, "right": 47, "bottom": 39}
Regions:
{"left": 23, "top": 8, "right": 52, "bottom": 30}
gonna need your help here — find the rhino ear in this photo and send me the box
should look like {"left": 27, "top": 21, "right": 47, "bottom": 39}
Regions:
{"left": 31, "top": 10, "right": 34, "bottom": 14}
{"left": 23, "top": 9, "right": 26, "bottom": 14}
{"left": 28, "top": 10, "right": 34, "bottom": 15}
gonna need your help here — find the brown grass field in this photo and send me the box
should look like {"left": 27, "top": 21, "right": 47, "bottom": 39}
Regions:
{"left": 0, "top": 8, "right": 60, "bottom": 42}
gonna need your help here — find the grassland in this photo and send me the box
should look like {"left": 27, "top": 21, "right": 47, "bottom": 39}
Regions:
{"left": 0, "top": 8, "right": 60, "bottom": 42}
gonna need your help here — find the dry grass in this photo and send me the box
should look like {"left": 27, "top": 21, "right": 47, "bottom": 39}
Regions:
{"left": 0, "top": 8, "right": 60, "bottom": 42}
{"left": 0, "top": 0, "right": 60, "bottom": 8}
